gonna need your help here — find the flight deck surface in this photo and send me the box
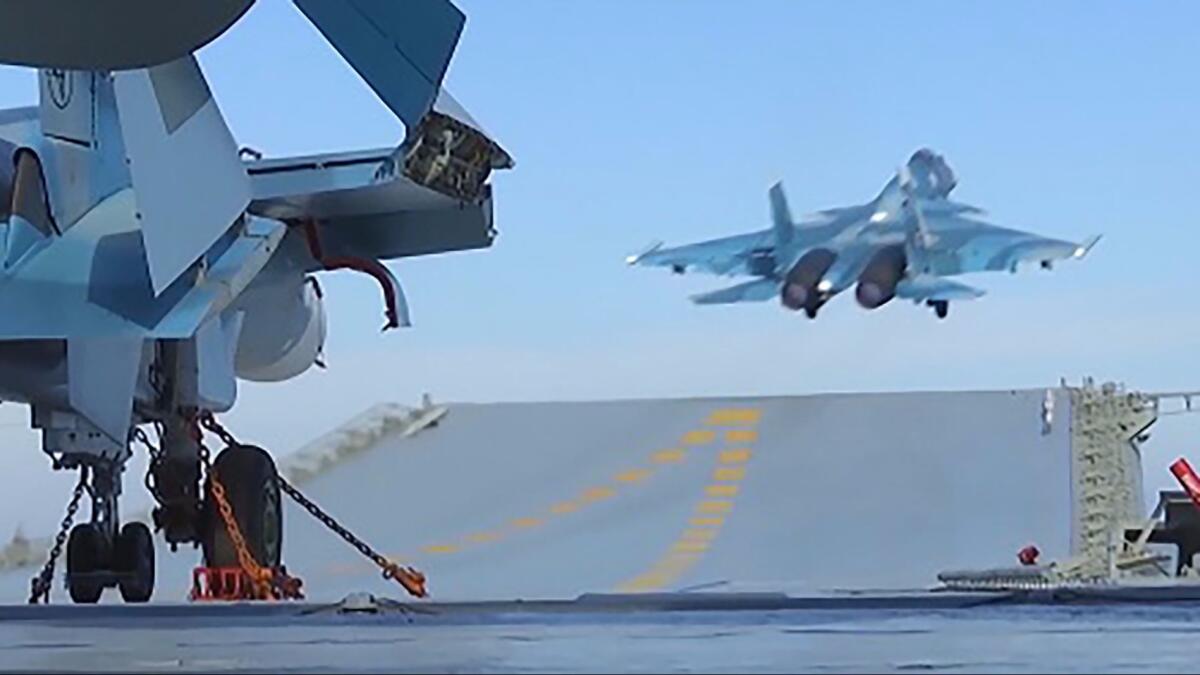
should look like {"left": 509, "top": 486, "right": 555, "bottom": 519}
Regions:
{"left": 3, "top": 590, "right": 1200, "bottom": 673}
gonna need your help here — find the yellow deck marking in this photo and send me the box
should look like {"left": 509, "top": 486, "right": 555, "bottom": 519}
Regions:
{"left": 615, "top": 468, "right": 652, "bottom": 483}
{"left": 725, "top": 429, "right": 758, "bottom": 443}
{"left": 713, "top": 466, "right": 746, "bottom": 482}
{"left": 581, "top": 486, "right": 616, "bottom": 502}
{"left": 705, "top": 484, "right": 739, "bottom": 497}
{"left": 652, "top": 448, "right": 686, "bottom": 464}
{"left": 466, "top": 532, "right": 502, "bottom": 544}
{"left": 673, "top": 540, "right": 709, "bottom": 553}
{"left": 511, "top": 517, "right": 544, "bottom": 529}
{"left": 422, "top": 544, "right": 459, "bottom": 555}
{"left": 690, "top": 516, "right": 725, "bottom": 527}
{"left": 706, "top": 409, "right": 762, "bottom": 426}
{"left": 681, "top": 430, "right": 717, "bottom": 445}
{"left": 696, "top": 500, "right": 734, "bottom": 514}
{"left": 682, "top": 528, "right": 718, "bottom": 542}
{"left": 550, "top": 501, "right": 580, "bottom": 515}
{"left": 719, "top": 449, "right": 752, "bottom": 464}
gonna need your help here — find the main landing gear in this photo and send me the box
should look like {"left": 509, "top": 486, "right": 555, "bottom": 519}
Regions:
{"left": 30, "top": 412, "right": 288, "bottom": 605}
{"left": 926, "top": 299, "right": 950, "bottom": 320}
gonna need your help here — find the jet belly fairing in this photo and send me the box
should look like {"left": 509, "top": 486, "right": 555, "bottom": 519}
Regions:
{"left": 0, "top": 0, "right": 511, "bottom": 604}
{"left": 628, "top": 148, "right": 1098, "bottom": 320}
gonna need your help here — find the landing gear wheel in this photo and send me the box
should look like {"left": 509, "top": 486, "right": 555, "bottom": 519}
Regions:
{"left": 115, "top": 522, "right": 155, "bottom": 603}
{"left": 804, "top": 304, "right": 819, "bottom": 319}
{"left": 930, "top": 300, "right": 949, "bottom": 320}
{"left": 66, "top": 523, "right": 107, "bottom": 604}
{"left": 203, "top": 445, "right": 283, "bottom": 570}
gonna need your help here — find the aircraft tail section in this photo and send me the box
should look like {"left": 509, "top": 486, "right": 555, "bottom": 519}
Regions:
{"left": 768, "top": 182, "right": 793, "bottom": 247}
{"left": 903, "top": 148, "right": 957, "bottom": 199}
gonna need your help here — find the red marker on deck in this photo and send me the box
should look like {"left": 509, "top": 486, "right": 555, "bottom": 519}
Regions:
{"left": 1169, "top": 458, "right": 1200, "bottom": 508}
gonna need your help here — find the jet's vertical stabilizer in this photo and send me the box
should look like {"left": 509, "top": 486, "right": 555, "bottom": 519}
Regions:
{"left": 769, "top": 182, "right": 793, "bottom": 248}
{"left": 113, "top": 55, "right": 251, "bottom": 295}
{"left": 293, "top": 0, "right": 465, "bottom": 132}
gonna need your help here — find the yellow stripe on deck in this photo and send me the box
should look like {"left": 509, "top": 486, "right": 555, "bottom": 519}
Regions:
{"left": 696, "top": 500, "right": 733, "bottom": 514}
{"left": 705, "top": 409, "right": 762, "bottom": 426}
{"left": 681, "top": 430, "right": 717, "bottom": 445}
{"left": 614, "top": 468, "right": 652, "bottom": 483}
{"left": 651, "top": 449, "right": 686, "bottom": 464}
{"left": 725, "top": 429, "right": 758, "bottom": 443}
{"left": 511, "top": 517, "right": 544, "bottom": 529}
{"left": 422, "top": 544, "right": 459, "bottom": 555}
{"left": 690, "top": 516, "right": 725, "bottom": 527}
{"left": 581, "top": 486, "right": 616, "bottom": 502}
{"left": 705, "top": 484, "right": 739, "bottom": 497}
{"left": 550, "top": 501, "right": 580, "bottom": 515}
{"left": 713, "top": 466, "right": 746, "bottom": 481}
{"left": 719, "top": 449, "right": 752, "bottom": 464}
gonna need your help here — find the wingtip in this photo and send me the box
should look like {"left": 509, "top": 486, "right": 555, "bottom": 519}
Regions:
{"left": 625, "top": 240, "right": 663, "bottom": 266}
{"left": 1074, "top": 234, "right": 1103, "bottom": 259}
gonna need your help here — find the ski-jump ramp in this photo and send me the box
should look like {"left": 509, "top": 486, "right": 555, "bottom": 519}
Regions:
{"left": 0, "top": 383, "right": 1154, "bottom": 603}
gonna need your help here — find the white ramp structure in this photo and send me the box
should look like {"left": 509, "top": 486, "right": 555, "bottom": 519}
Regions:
{"left": 0, "top": 382, "right": 1165, "bottom": 603}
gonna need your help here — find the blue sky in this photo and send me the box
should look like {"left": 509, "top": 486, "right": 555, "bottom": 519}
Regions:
{"left": 1, "top": 0, "right": 1199, "bottom": 533}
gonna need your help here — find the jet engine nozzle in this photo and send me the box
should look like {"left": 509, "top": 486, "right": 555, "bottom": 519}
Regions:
{"left": 856, "top": 245, "right": 907, "bottom": 309}
{"left": 781, "top": 248, "right": 836, "bottom": 314}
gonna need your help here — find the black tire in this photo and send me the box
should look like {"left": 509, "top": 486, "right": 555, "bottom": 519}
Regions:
{"left": 66, "top": 524, "right": 107, "bottom": 604}
{"left": 115, "top": 522, "right": 155, "bottom": 603}
{"left": 203, "top": 445, "right": 282, "bottom": 570}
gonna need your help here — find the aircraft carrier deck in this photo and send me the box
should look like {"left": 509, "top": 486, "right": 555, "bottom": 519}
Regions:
{"left": 1, "top": 383, "right": 1195, "bottom": 672}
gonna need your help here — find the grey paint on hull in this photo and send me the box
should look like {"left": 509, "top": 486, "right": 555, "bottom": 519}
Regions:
{"left": 0, "top": 390, "right": 1072, "bottom": 603}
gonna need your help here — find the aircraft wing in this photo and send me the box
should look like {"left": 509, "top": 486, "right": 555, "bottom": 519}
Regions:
{"left": 896, "top": 275, "right": 986, "bottom": 302}
{"left": 626, "top": 232, "right": 770, "bottom": 276}
{"left": 690, "top": 278, "right": 780, "bottom": 305}
{"left": 926, "top": 214, "right": 1101, "bottom": 275}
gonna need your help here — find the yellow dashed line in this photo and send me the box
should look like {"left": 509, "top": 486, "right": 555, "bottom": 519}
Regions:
{"left": 713, "top": 466, "right": 746, "bottom": 482}
{"left": 466, "top": 532, "right": 502, "bottom": 544}
{"left": 697, "top": 500, "right": 734, "bottom": 514}
{"left": 682, "top": 528, "right": 718, "bottom": 542}
{"left": 719, "top": 449, "right": 752, "bottom": 464}
{"left": 673, "top": 540, "right": 709, "bottom": 553}
{"left": 581, "top": 486, "right": 616, "bottom": 502}
{"left": 725, "top": 429, "right": 758, "bottom": 443}
{"left": 706, "top": 409, "right": 762, "bottom": 426}
{"left": 615, "top": 468, "right": 652, "bottom": 483}
{"left": 656, "top": 552, "right": 701, "bottom": 569}
{"left": 550, "top": 501, "right": 580, "bottom": 515}
{"left": 690, "top": 516, "right": 725, "bottom": 527}
{"left": 511, "top": 517, "right": 544, "bottom": 529}
{"left": 652, "top": 449, "right": 686, "bottom": 464}
{"left": 422, "top": 544, "right": 459, "bottom": 555}
{"left": 681, "top": 430, "right": 717, "bottom": 445}
{"left": 706, "top": 484, "right": 739, "bottom": 497}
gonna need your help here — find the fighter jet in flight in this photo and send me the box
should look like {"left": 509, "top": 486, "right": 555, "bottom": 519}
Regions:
{"left": 627, "top": 149, "right": 1099, "bottom": 319}
{"left": 0, "top": 0, "right": 510, "bottom": 604}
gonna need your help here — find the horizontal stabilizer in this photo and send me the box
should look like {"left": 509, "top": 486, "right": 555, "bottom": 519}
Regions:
{"left": 896, "top": 275, "right": 985, "bottom": 302}
{"left": 691, "top": 279, "right": 779, "bottom": 305}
